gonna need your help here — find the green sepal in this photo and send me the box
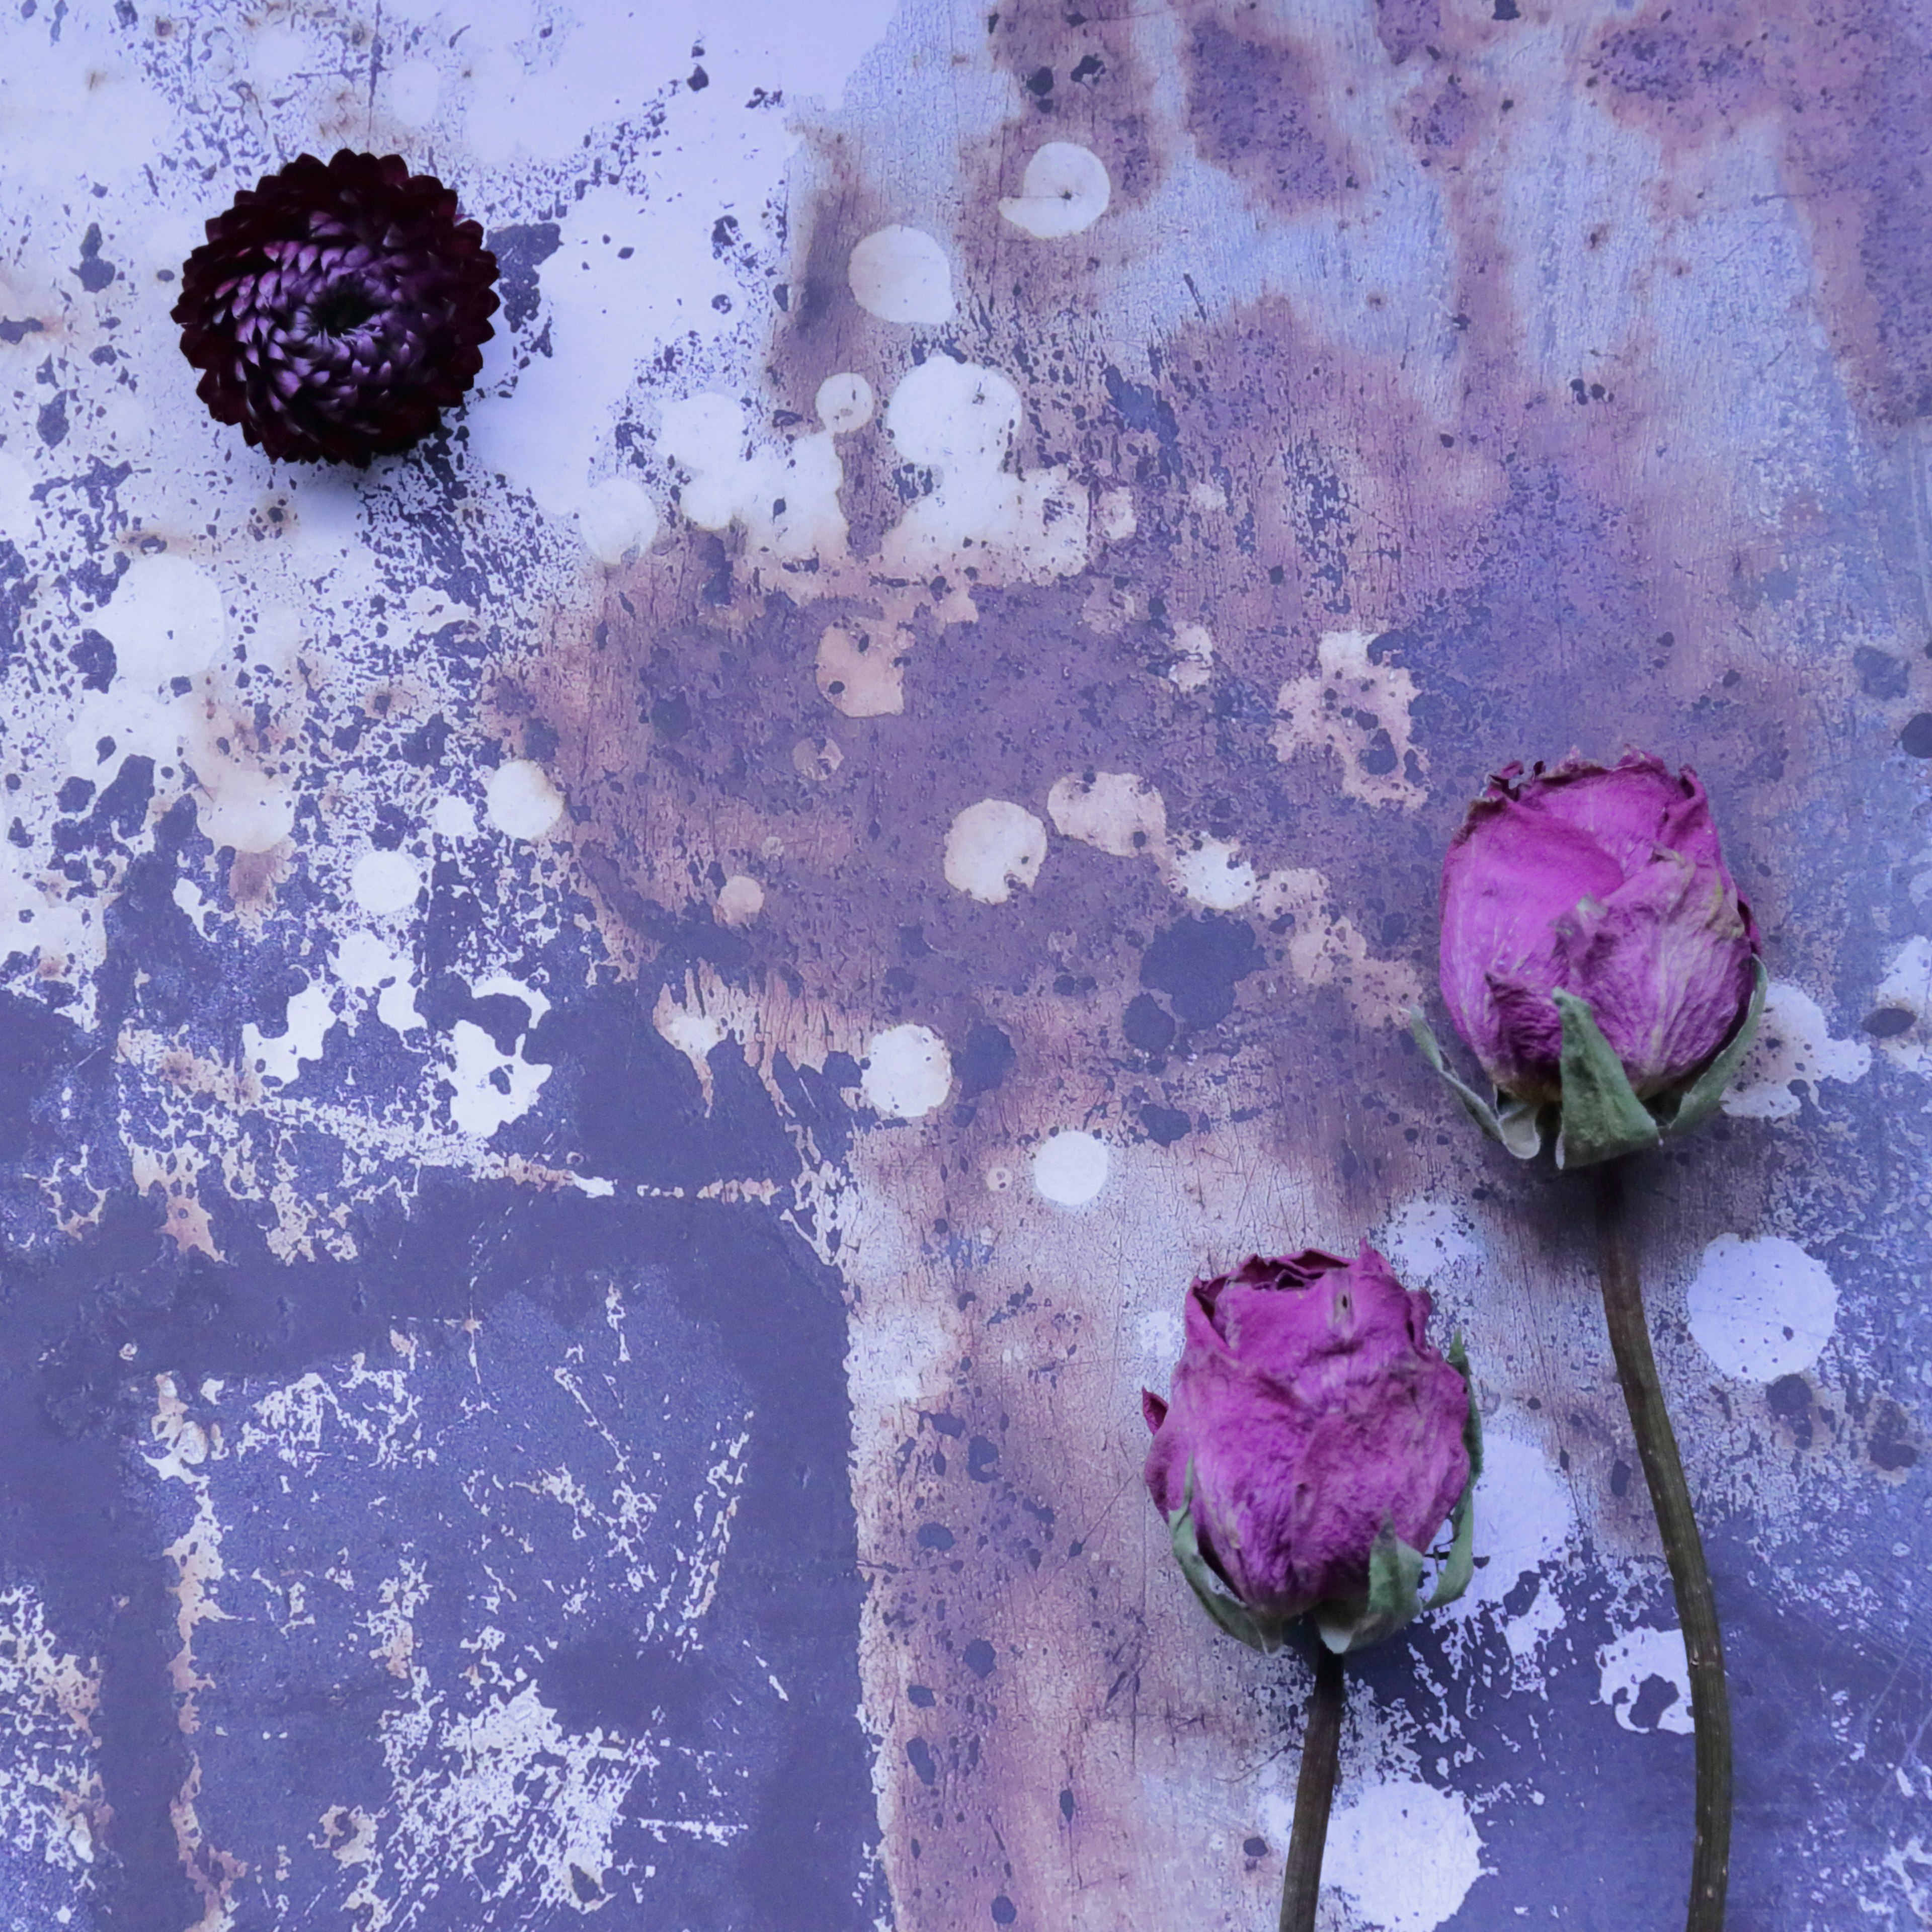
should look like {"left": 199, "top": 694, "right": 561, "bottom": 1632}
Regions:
{"left": 1406, "top": 1004, "right": 1538, "bottom": 1151}
{"left": 1495, "top": 1097, "right": 1550, "bottom": 1161}
{"left": 1313, "top": 1521, "right": 1426, "bottom": 1655}
{"left": 1167, "top": 1463, "right": 1285, "bottom": 1654}
{"left": 1425, "top": 1333, "right": 1483, "bottom": 1612}
{"left": 1552, "top": 991, "right": 1661, "bottom": 1169}
{"left": 1655, "top": 955, "right": 1768, "bottom": 1139}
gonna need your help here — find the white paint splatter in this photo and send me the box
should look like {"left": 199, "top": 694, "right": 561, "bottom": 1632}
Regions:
{"left": 1722, "top": 982, "right": 1871, "bottom": 1119}
{"left": 95, "top": 553, "right": 227, "bottom": 689}
{"left": 1322, "top": 1781, "right": 1486, "bottom": 1932}
{"left": 862, "top": 1024, "right": 952, "bottom": 1119}
{"left": 847, "top": 224, "right": 955, "bottom": 323}
{"left": 1136, "top": 1306, "right": 1183, "bottom": 1364}
{"left": 577, "top": 475, "right": 659, "bottom": 566}
{"left": 1031, "top": 1131, "right": 1109, "bottom": 1206}
{"left": 1446, "top": 1427, "right": 1576, "bottom": 1615}
{"left": 1380, "top": 1198, "right": 1484, "bottom": 1286}
{"left": 464, "top": 179, "right": 739, "bottom": 520}
{"left": 432, "top": 793, "right": 478, "bottom": 839}
{"left": 1686, "top": 1234, "right": 1838, "bottom": 1381}
{"left": 334, "top": 932, "right": 425, "bottom": 1036}
{"left": 244, "top": 980, "right": 339, "bottom": 1088}
{"left": 1272, "top": 629, "right": 1425, "bottom": 808}
{"left": 815, "top": 371, "right": 875, "bottom": 433}
{"left": 1046, "top": 770, "right": 1167, "bottom": 858}
{"left": 998, "top": 141, "right": 1111, "bottom": 238}
{"left": 1162, "top": 833, "right": 1256, "bottom": 910}
{"left": 444, "top": 978, "right": 553, "bottom": 1140}
{"left": 1869, "top": 936, "right": 1932, "bottom": 1074}
{"left": 1598, "top": 1625, "right": 1694, "bottom": 1735}
{"left": 350, "top": 850, "right": 423, "bottom": 918}
{"left": 1168, "top": 622, "right": 1214, "bottom": 694}
{"left": 816, "top": 623, "right": 912, "bottom": 718}
{"left": 716, "top": 875, "right": 765, "bottom": 926}
{"left": 658, "top": 389, "right": 857, "bottom": 577}
{"left": 943, "top": 799, "right": 1048, "bottom": 904}
{"left": 1254, "top": 867, "right": 1422, "bottom": 1028}
{"left": 879, "top": 360, "right": 1089, "bottom": 582}
{"left": 486, "top": 761, "right": 566, "bottom": 841}
{"left": 0, "top": 1585, "right": 103, "bottom": 1874}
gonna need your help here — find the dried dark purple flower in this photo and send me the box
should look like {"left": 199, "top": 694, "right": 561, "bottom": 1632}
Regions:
{"left": 173, "top": 149, "right": 499, "bottom": 466}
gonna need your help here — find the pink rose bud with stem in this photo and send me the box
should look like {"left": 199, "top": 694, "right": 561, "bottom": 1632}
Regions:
{"left": 1143, "top": 1244, "right": 1478, "bottom": 1656}
{"left": 1412, "top": 750, "right": 1766, "bottom": 1168}
{"left": 1142, "top": 1245, "right": 1480, "bottom": 1932}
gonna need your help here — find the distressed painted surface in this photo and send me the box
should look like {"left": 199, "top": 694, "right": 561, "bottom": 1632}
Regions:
{"left": 0, "top": 1, "right": 1927, "bottom": 1928}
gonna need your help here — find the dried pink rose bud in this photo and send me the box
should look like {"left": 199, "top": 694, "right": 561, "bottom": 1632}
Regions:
{"left": 1143, "top": 1246, "right": 1476, "bottom": 1654}
{"left": 174, "top": 149, "right": 499, "bottom": 466}
{"left": 1416, "top": 751, "right": 1767, "bottom": 1166}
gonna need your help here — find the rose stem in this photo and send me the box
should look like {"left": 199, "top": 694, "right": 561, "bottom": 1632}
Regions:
{"left": 1277, "top": 1644, "right": 1345, "bottom": 1932}
{"left": 1593, "top": 1158, "right": 1732, "bottom": 1930}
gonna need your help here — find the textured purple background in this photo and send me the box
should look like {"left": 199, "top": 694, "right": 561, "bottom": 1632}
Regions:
{"left": 0, "top": 1, "right": 1927, "bottom": 1927}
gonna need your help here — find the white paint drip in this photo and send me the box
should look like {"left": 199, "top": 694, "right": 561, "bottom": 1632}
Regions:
{"left": 1031, "top": 1131, "right": 1109, "bottom": 1206}
{"left": 1686, "top": 1234, "right": 1838, "bottom": 1381}
{"left": 943, "top": 799, "right": 1048, "bottom": 904}
{"left": 847, "top": 224, "right": 954, "bottom": 323}
{"left": 998, "top": 141, "right": 1111, "bottom": 239}
{"left": 1321, "top": 1781, "right": 1486, "bottom": 1932}
{"left": 862, "top": 1024, "right": 952, "bottom": 1119}
{"left": 1272, "top": 630, "right": 1425, "bottom": 808}
{"left": 1723, "top": 982, "right": 1871, "bottom": 1119}
{"left": 1597, "top": 1625, "right": 1694, "bottom": 1735}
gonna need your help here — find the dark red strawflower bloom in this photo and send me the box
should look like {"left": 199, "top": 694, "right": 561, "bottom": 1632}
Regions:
{"left": 173, "top": 149, "right": 499, "bottom": 466}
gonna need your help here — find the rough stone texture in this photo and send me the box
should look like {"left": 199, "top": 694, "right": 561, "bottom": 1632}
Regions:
{"left": 0, "top": 1, "right": 1926, "bottom": 1928}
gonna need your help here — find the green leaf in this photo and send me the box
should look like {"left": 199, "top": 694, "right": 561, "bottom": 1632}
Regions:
{"left": 1167, "top": 1464, "right": 1282, "bottom": 1654}
{"left": 1552, "top": 991, "right": 1662, "bottom": 1169}
{"left": 1659, "top": 955, "right": 1768, "bottom": 1139}
{"left": 1314, "top": 1521, "right": 1426, "bottom": 1655}
{"left": 1410, "top": 1009, "right": 1534, "bottom": 1156}
{"left": 1426, "top": 1334, "right": 1482, "bottom": 1612}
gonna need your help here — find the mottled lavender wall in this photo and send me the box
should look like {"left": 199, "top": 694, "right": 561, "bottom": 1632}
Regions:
{"left": 0, "top": 1, "right": 1926, "bottom": 1928}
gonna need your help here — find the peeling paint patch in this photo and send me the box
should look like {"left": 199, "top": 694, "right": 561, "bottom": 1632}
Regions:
{"left": 1273, "top": 630, "right": 1425, "bottom": 809}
